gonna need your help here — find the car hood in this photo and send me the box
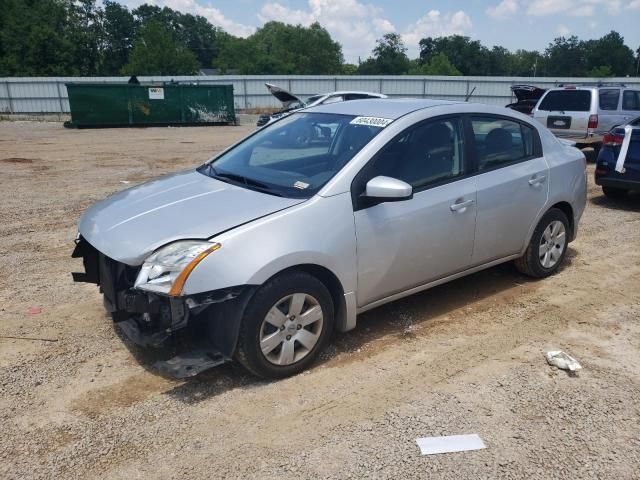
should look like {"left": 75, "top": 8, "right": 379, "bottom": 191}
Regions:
{"left": 511, "top": 84, "right": 546, "bottom": 102}
{"left": 266, "top": 83, "right": 304, "bottom": 108}
{"left": 78, "top": 170, "right": 305, "bottom": 265}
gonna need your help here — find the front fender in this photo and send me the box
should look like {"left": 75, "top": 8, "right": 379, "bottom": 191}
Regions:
{"left": 182, "top": 193, "right": 358, "bottom": 298}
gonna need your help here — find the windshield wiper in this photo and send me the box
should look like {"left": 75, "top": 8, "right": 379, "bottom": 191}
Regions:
{"left": 210, "top": 168, "right": 284, "bottom": 197}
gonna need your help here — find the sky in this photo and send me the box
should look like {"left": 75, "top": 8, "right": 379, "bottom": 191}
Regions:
{"left": 121, "top": 0, "right": 640, "bottom": 62}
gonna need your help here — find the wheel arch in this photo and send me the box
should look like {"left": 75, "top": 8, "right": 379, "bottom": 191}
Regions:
{"left": 521, "top": 200, "right": 576, "bottom": 256}
{"left": 264, "top": 264, "right": 349, "bottom": 333}
{"left": 549, "top": 201, "right": 575, "bottom": 241}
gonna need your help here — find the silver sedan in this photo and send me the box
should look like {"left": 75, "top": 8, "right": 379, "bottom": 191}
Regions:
{"left": 72, "top": 99, "right": 588, "bottom": 379}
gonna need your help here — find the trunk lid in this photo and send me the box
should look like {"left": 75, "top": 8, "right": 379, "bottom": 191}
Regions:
{"left": 265, "top": 83, "right": 304, "bottom": 108}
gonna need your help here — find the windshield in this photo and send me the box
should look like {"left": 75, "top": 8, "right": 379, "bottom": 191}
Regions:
{"left": 199, "top": 113, "right": 385, "bottom": 198}
{"left": 538, "top": 90, "right": 591, "bottom": 112}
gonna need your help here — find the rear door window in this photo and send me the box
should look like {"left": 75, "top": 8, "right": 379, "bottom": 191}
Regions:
{"left": 622, "top": 90, "right": 640, "bottom": 111}
{"left": 538, "top": 90, "right": 591, "bottom": 112}
{"left": 599, "top": 89, "right": 621, "bottom": 110}
{"left": 471, "top": 117, "right": 536, "bottom": 171}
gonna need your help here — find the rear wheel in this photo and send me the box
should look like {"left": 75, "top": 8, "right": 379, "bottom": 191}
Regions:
{"left": 602, "top": 186, "right": 628, "bottom": 199}
{"left": 515, "top": 208, "right": 570, "bottom": 278}
{"left": 235, "top": 271, "right": 334, "bottom": 379}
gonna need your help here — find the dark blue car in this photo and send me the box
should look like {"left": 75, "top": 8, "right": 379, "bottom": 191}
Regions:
{"left": 595, "top": 116, "right": 640, "bottom": 199}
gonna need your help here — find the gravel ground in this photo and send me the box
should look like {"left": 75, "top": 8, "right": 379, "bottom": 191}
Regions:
{"left": 1, "top": 121, "right": 639, "bottom": 479}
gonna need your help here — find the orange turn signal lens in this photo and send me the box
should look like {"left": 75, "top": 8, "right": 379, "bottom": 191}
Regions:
{"left": 168, "top": 243, "right": 221, "bottom": 297}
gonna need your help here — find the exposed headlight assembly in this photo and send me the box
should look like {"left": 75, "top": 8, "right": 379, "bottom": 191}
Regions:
{"left": 134, "top": 241, "right": 221, "bottom": 296}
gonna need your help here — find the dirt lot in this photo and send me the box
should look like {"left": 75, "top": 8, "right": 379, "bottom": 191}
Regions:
{"left": 1, "top": 121, "right": 639, "bottom": 480}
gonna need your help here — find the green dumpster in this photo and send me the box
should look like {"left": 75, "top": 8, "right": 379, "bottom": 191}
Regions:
{"left": 64, "top": 82, "right": 235, "bottom": 128}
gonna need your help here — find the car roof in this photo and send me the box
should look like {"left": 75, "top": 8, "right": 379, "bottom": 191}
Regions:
{"left": 304, "top": 98, "right": 458, "bottom": 119}
{"left": 316, "top": 91, "right": 386, "bottom": 97}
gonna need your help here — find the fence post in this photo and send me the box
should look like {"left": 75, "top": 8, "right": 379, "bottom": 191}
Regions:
{"left": 334, "top": 77, "right": 338, "bottom": 91}
{"left": 6, "top": 81, "right": 14, "bottom": 113}
{"left": 243, "top": 78, "right": 248, "bottom": 109}
{"left": 379, "top": 77, "right": 383, "bottom": 94}
{"left": 423, "top": 78, "right": 427, "bottom": 98}
{"left": 56, "top": 81, "right": 64, "bottom": 114}
{"left": 465, "top": 80, "right": 470, "bottom": 100}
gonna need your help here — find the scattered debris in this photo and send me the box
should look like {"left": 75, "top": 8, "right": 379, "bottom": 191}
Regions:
{"left": 0, "top": 335, "right": 58, "bottom": 342}
{"left": 27, "top": 306, "right": 42, "bottom": 315}
{"left": 119, "top": 180, "right": 131, "bottom": 184}
{"left": 416, "top": 434, "right": 486, "bottom": 455}
{"left": 546, "top": 351, "right": 582, "bottom": 372}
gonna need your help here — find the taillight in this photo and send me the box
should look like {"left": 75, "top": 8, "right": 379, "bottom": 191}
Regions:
{"left": 602, "top": 132, "right": 623, "bottom": 146}
{"left": 588, "top": 114, "right": 598, "bottom": 129}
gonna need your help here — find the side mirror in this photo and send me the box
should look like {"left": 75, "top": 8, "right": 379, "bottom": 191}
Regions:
{"left": 364, "top": 176, "right": 413, "bottom": 203}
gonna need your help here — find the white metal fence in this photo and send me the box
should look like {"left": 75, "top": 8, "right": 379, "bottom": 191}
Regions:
{"left": 1, "top": 75, "right": 639, "bottom": 113}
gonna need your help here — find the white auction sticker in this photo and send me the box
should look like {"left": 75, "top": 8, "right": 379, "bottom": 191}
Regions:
{"left": 293, "top": 181, "right": 309, "bottom": 189}
{"left": 350, "top": 116, "right": 393, "bottom": 127}
{"left": 148, "top": 87, "right": 164, "bottom": 100}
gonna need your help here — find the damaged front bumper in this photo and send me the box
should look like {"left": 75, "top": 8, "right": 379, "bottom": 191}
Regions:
{"left": 72, "top": 237, "right": 255, "bottom": 378}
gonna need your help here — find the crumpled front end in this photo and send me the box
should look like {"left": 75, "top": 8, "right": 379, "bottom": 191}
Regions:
{"left": 72, "top": 237, "right": 254, "bottom": 378}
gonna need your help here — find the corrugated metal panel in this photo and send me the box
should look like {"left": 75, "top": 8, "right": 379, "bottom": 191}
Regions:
{"left": 2, "top": 75, "right": 639, "bottom": 113}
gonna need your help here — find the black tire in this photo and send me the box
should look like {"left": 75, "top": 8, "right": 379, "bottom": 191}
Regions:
{"left": 602, "top": 186, "right": 628, "bottom": 199}
{"left": 235, "top": 271, "right": 334, "bottom": 379}
{"left": 515, "top": 208, "right": 570, "bottom": 278}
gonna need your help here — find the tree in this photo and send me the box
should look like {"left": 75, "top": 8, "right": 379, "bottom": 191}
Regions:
{"left": 408, "top": 53, "right": 461, "bottom": 75}
{"left": 588, "top": 65, "right": 614, "bottom": 78}
{"left": 100, "top": 0, "right": 135, "bottom": 74}
{"left": 358, "top": 33, "right": 410, "bottom": 74}
{"left": 341, "top": 63, "right": 358, "bottom": 75}
{"left": 68, "top": 0, "right": 102, "bottom": 75}
{"left": 583, "top": 31, "right": 634, "bottom": 76}
{"left": 121, "top": 20, "right": 199, "bottom": 75}
{"left": 418, "top": 35, "right": 490, "bottom": 75}
{"left": 544, "top": 36, "right": 587, "bottom": 76}
{"left": 216, "top": 21, "right": 343, "bottom": 74}
{"left": 510, "top": 49, "right": 544, "bottom": 77}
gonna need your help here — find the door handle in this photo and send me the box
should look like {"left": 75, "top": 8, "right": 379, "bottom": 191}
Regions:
{"left": 528, "top": 174, "right": 546, "bottom": 186}
{"left": 450, "top": 199, "right": 474, "bottom": 212}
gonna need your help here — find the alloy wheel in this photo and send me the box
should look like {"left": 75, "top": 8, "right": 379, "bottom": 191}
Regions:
{"left": 259, "top": 293, "right": 324, "bottom": 366}
{"left": 538, "top": 220, "right": 566, "bottom": 269}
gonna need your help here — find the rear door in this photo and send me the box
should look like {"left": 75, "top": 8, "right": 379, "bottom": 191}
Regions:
{"left": 469, "top": 115, "right": 549, "bottom": 264}
{"left": 534, "top": 89, "right": 593, "bottom": 138}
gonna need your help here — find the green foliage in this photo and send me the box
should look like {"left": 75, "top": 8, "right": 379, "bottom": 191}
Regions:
{"left": 408, "top": 53, "right": 461, "bottom": 76}
{"left": 588, "top": 65, "right": 614, "bottom": 78}
{"left": 358, "top": 33, "right": 410, "bottom": 74}
{"left": 419, "top": 35, "right": 490, "bottom": 75}
{"left": 121, "top": 20, "right": 199, "bottom": 75}
{"left": 216, "top": 22, "right": 343, "bottom": 74}
{"left": 341, "top": 63, "right": 359, "bottom": 75}
{"left": 100, "top": 1, "right": 136, "bottom": 75}
{"left": 0, "top": 1, "right": 637, "bottom": 78}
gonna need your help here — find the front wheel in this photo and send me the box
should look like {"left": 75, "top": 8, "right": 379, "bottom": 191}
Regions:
{"left": 235, "top": 271, "right": 334, "bottom": 379}
{"left": 515, "top": 208, "right": 570, "bottom": 278}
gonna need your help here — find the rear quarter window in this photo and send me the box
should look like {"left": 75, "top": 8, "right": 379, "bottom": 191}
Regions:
{"left": 598, "top": 89, "right": 620, "bottom": 111}
{"left": 538, "top": 90, "right": 591, "bottom": 112}
{"left": 622, "top": 90, "right": 640, "bottom": 111}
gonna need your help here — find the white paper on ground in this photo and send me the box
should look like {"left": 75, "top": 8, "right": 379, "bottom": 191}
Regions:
{"left": 416, "top": 434, "right": 486, "bottom": 455}
{"left": 615, "top": 125, "right": 633, "bottom": 173}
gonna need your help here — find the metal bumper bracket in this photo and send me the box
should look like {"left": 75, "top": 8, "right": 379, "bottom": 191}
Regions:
{"left": 154, "top": 349, "right": 229, "bottom": 378}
